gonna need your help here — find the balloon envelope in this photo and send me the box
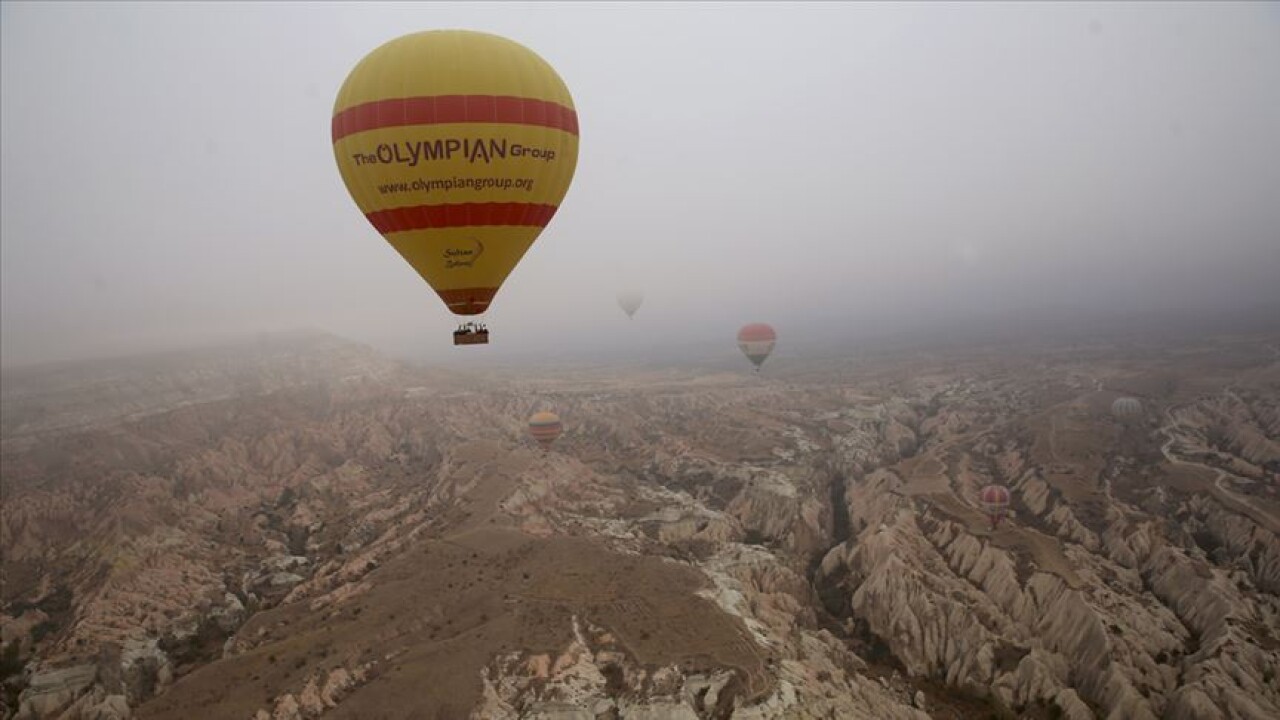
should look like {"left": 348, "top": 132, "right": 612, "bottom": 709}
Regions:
{"left": 1111, "top": 397, "right": 1143, "bottom": 419}
{"left": 332, "top": 31, "right": 580, "bottom": 316}
{"left": 979, "top": 484, "right": 1011, "bottom": 528}
{"left": 617, "top": 290, "right": 643, "bottom": 319}
{"left": 737, "top": 323, "right": 777, "bottom": 370}
{"left": 528, "top": 411, "right": 562, "bottom": 449}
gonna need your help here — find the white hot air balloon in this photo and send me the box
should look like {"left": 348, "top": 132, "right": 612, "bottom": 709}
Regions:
{"left": 617, "top": 290, "right": 644, "bottom": 319}
{"left": 1111, "top": 396, "right": 1143, "bottom": 421}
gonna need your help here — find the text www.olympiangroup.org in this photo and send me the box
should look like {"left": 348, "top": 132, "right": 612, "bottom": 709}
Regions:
{"left": 377, "top": 177, "right": 535, "bottom": 196}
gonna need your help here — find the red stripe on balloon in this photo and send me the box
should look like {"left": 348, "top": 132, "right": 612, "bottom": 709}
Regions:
{"left": 332, "top": 95, "right": 579, "bottom": 142}
{"left": 365, "top": 202, "right": 558, "bottom": 234}
{"left": 737, "top": 324, "right": 777, "bottom": 342}
{"left": 981, "top": 486, "right": 1009, "bottom": 503}
{"left": 436, "top": 287, "right": 497, "bottom": 316}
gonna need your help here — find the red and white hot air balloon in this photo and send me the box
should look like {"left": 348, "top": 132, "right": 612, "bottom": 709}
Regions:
{"left": 979, "top": 484, "right": 1011, "bottom": 529}
{"left": 737, "top": 323, "right": 776, "bottom": 372}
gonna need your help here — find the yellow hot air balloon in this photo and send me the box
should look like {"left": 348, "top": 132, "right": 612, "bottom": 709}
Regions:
{"left": 332, "top": 31, "right": 580, "bottom": 345}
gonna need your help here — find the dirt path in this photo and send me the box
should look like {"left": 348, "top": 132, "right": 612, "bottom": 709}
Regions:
{"left": 1159, "top": 403, "right": 1280, "bottom": 534}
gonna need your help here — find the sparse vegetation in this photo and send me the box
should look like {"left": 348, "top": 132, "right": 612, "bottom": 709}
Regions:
{"left": 984, "top": 695, "right": 1018, "bottom": 720}
{"left": 602, "top": 662, "right": 626, "bottom": 696}
{"left": 159, "top": 616, "right": 231, "bottom": 669}
{"left": 993, "top": 644, "right": 1030, "bottom": 672}
{"left": 863, "top": 633, "right": 893, "bottom": 665}
{"left": 30, "top": 620, "right": 59, "bottom": 644}
{"left": 0, "top": 641, "right": 26, "bottom": 685}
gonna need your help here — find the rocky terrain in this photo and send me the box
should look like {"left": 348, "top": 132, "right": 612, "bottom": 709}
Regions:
{"left": 2, "top": 331, "right": 1278, "bottom": 719}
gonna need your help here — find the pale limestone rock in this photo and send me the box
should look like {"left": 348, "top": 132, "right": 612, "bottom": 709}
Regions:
{"left": 15, "top": 664, "right": 97, "bottom": 719}
{"left": 57, "top": 686, "right": 132, "bottom": 720}
{"left": 885, "top": 419, "right": 917, "bottom": 458}
{"left": 617, "top": 702, "right": 698, "bottom": 720}
{"left": 319, "top": 667, "right": 356, "bottom": 707}
{"left": 297, "top": 674, "right": 324, "bottom": 716}
{"left": 120, "top": 636, "right": 171, "bottom": 705}
{"left": 270, "top": 693, "right": 301, "bottom": 720}
{"left": 1053, "top": 688, "right": 1094, "bottom": 720}
{"left": 1019, "top": 472, "right": 1053, "bottom": 516}
{"left": 209, "top": 592, "right": 245, "bottom": 633}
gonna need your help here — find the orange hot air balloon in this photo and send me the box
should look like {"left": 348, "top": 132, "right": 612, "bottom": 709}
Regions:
{"left": 528, "top": 411, "right": 562, "bottom": 450}
{"left": 737, "top": 323, "right": 776, "bottom": 372}
{"left": 979, "top": 484, "right": 1011, "bottom": 529}
{"left": 331, "top": 31, "right": 580, "bottom": 345}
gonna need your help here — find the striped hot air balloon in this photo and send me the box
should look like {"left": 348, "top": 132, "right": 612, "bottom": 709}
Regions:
{"left": 528, "top": 411, "right": 562, "bottom": 450}
{"left": 979, "top": 484, "right": 1011, "bottom": 529}
{"left": 737, "top": 323, "right": 776, "bottom": 372}
{"left": 1111, "top": 397, "right": 1143, "bottom": 421}
{"left": 331, "top": 31, "right": 580, "bottom": 344}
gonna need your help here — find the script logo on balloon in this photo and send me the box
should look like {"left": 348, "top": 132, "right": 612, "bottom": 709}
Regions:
{"left": 444, "top": 238, "right": 485, "bottom": 269}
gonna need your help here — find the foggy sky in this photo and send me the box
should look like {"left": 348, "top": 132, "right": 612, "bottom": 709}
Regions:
{"left": 2, "top": 2, "right": 1278, "bottom": 368}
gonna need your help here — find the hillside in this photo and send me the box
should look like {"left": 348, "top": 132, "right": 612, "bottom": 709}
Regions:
{"left": 2, "top": 331, "right": 1278, "bottom": 719}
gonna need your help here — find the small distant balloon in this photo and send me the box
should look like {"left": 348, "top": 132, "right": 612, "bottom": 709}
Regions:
{"left": 979, "top": 484, "right": 1011, "bottom": 529}
{"left": 737, "top": 323, "right": 776, "bottom": 372}
{"left": 528, "top": 411, "right": 562, "bottom": 450}
{"left": 617, "top": 290, "right": 643, "bottom": 319}
{"left": 1111, "top": 397, "right": 1143, "bottom": 420}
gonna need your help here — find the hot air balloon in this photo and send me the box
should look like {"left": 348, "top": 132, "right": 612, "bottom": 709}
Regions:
{"left": 528, "top": 411, "right": 563, "bottom": 450}
{"left": 979, "top": 484, "right": 1011, "bottom": 529}
{"left": 332, "top": 31, "right": 580, "bottom": 346}
{"left": 1111, "top": 397, "right": 1143, "bottom": 421}
{"left": 617, "top": 290, "right": 643, "bottom": 319}
{"left": 737, "top": 323, "right": 776, "bottom": 372}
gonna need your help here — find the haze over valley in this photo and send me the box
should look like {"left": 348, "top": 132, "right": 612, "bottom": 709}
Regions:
{"left": 3, "top": 321, "right": 1279, "bottom": 719}
{"left": 2, "top": 2, "right": 1279, "bottom": 718}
